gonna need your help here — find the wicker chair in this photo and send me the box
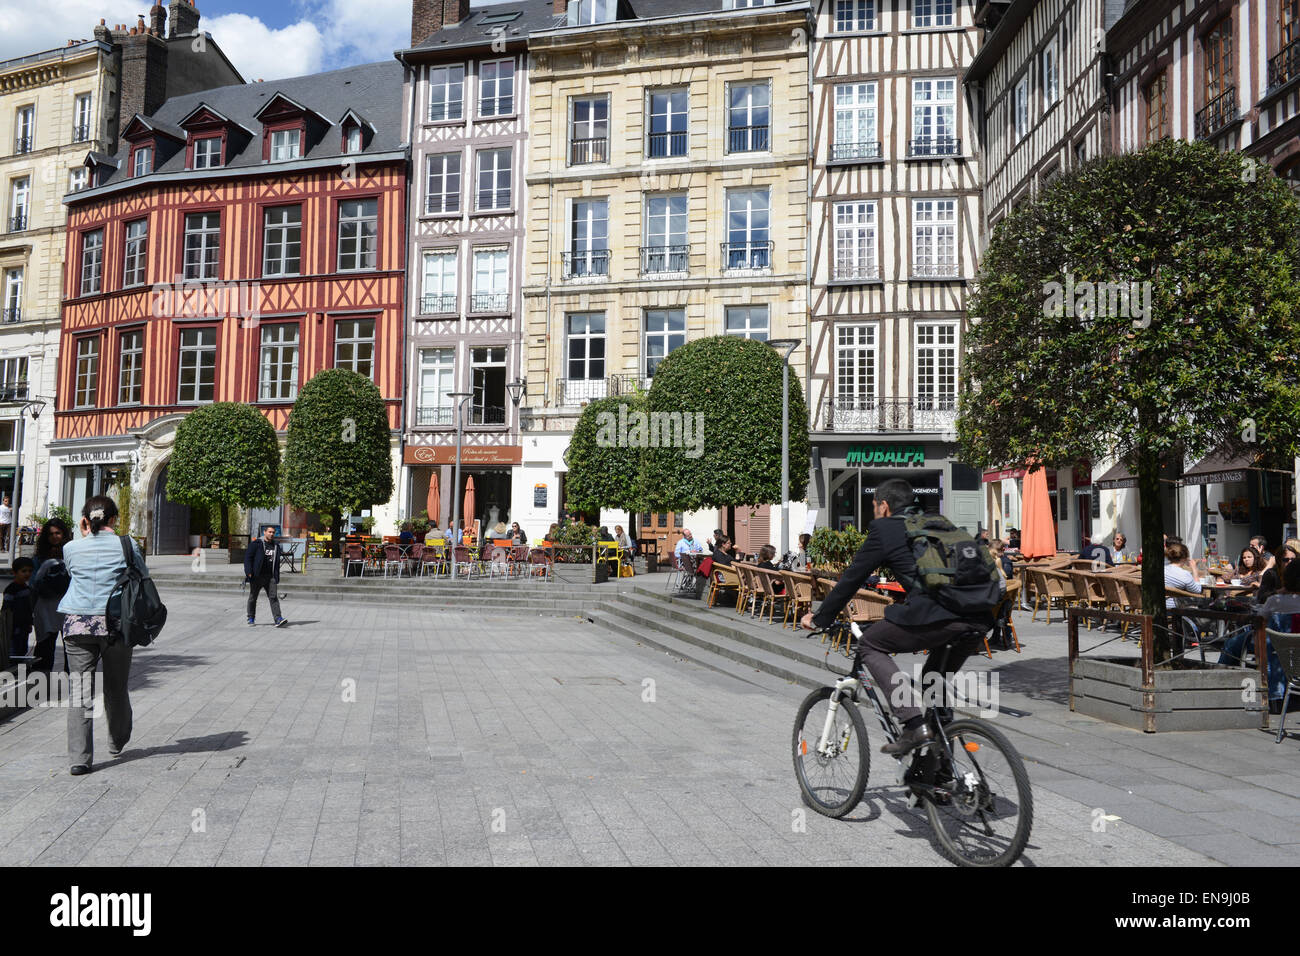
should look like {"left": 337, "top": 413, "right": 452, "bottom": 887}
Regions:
{"left": 1067, "top": 570, "right": 1107, "bottom": 628}
{"left": 708, "top": 564, "right": 741, "bottom": 608}
{"left": 781, "top": 570, "right": 814, "bottom": 629}
{"left": 1029, "top": 568, "right": 1075, "bottom": 624}
{"left": 733, "top": 563, "right": 757, "bottom": 615}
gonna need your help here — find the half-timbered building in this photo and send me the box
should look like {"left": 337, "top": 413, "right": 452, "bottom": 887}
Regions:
{"left": 55, "top": 61, "right": 406, "bottom": 552}
{"left": 808, "top": 0, "right": 985, "bottom": 535}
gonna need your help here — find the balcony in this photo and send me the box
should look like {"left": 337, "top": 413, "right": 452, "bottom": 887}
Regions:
{"left": 420, "top": 293, "right": 457, "bottom": 315}
{"left": 72, "top": 123, "right": 90, "bottom": 143}
{"left": 1270, "top": 38, "right": 1300, "bottom": 91}
{"left": 1, "top": 309, "right": 20, "bottom": 324}
{"left": 721, "top": 240, "right": 773, "bottom": 271}
{"left": 569, "top": 137, "right": 609, "bottom": 165}
{"left": 640, "top": 244, "right": 690, "bottom": 275}
{"left": 474, "top": 190, "right": 510, "bottom": 212}
{"left": 470, "top": 404, "right": 507, "bottom": 426}
{"left": 728, "top": 125, "right": 770, "bottom": 153}
{"left": 907, "top": 137, "right": 961, "bottom": 158}
{"left": 555, "top": 373, "right": 645, "bottom": 407}
{"left": 562, "top": 250, "right": 610, "bottom": 280}
{"left": 825, "top": 396, "right": 957, "bottom": 433}
{"left": 832, "top": 259, "right": 880, "bottom": 282}
{"left": 424, "top": 195, "right": 460, "bottom": 216}
{"left": 470, "top": 291, "right": 509, "bottom": 313}
{"left": 7, "top": 213, "right": 26, "bottom": 233}
{"left": 14, "top": 136, "right": 32, "bottom": 155}
{"left": 911, "top": 257, "right": 961, "bottom": 279}
{"left": 830, "top": 140, "right": 883, "bottom": 162}
{"left": 416, "top": 406, "right": 455, "bottom": 426}
{"left": 0, "top": 381, "right": 29, "bottom": 400}
{"left": 647, "top": 131, "right": 687, "bottom": 159}
{"left": 1195, "top": 86, "right": 1238, "bottom": 140}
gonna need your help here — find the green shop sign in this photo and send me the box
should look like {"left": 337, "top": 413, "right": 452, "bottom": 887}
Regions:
{"left": 845, "top": 444, "right": 926, "bottom": 467}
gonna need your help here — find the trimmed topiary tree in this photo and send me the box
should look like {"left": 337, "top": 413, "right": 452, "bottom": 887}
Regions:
{"left": 640, "top": 336, "right": 810, "bottom": 511}
{"left": 563, "top": 394, "right": 647, "bottom": 523}
{"left": 283, "top": 369, "right": 393, "bottom": 551}
{"left": 166, "top": 402, "right": 281, "bottom": 544}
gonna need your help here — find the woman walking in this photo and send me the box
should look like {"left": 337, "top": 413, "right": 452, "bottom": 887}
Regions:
{"left": 30, "top": 517, "right": 72, "bottom": 674}
{"left": 58, "top": 496, "right": 147, "bottom": 776}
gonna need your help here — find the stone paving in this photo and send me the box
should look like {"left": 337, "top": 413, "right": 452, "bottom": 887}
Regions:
{"left": 0, "top": 590, "right": 1216, "bottom": 866}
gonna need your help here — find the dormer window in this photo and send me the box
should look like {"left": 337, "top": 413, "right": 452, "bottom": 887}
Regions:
{"left": 567, "top": 0, "right": 617, "bottom": 25}
{"left": 193, "top": 136, "right": 222, "bottom": 168}
{"left": 345, "top": 125, "right": 362, "bottom": 153}
{"left": 132, "top": 145, "right": 153, "bottom": 177}
{"left": 271, "top": 128, "right": 301, "bottom": 161}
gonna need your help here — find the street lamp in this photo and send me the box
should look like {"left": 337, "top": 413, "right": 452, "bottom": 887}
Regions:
{"left": 9, "top": 397, "right": 45, "bottom": 566}
{"left": 506, "top": 378, "right": 526, "bottom": 407}
{"left": 767, "top": 339, "right": 800, "bottom": 557}
{"left": 447, "top": 391, "right": 474, "bottom": 580}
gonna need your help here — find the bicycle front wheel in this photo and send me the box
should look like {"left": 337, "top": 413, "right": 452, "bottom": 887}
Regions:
{"left": 792, "top": 686, "right": 870, "bottom": 818}
{"left": 924, "top": 719, "right": 1033, "bottom": 867}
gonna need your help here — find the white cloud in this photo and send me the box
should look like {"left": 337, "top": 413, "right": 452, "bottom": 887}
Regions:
{"left": 315, "top": 0, "right": 409, "bottom": 63}
{"left": 0, "top": 0, "right": 147, "bottom": 59}
{"left": 203, "top": 13, "right": 325, "bottom": 81}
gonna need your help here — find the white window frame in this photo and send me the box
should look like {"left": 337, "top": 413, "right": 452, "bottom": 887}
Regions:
{"left": 258, "top": 324, "right": 300, "bottom": 402}
{"left": 418, "top": 347, "right": 456, "bottom": 425}
{"left": 475, "top": 147, "right": 511, "bottom": 211}
{"left": 834, "top": 0, "right": 876, "bottom": 32}
{"left": 421, "top": 249, "right": 458, "bottom": 314}
{"left": 569, "top": 95, "right": 610, "bottom": 165}
{"left": 836, "top": 323, "right": 877, "bottom": 409}
{"left": 724, "top": 305, "right": 769, "bottom": 341}
{"left": 644, "top": 309, "right": 686, "bottom": 378}
{"left": 470, "top": 346, "right": 507, "bottom": 425}
{"left": 567, "top": 0, "right": 617, "bottom": 25}
{"left": 133, "top": 145, "right": 153, "bottom": 177}
{"left": 912, "top": 198, "right": 957, "bottom": 277}
{"left": 193, "top": 135, "right": 221, "bottom": 169}
{"left": 1042, "top": 35, "right": 1060, "bottom": 107}
{"left": 177, "top": 327, "right": 216, "bottom": 404}
{"left": 833, "top": 200, "right": 878, "bottom": 281}
{"left": 833, "top": 82, "right": 878, "bottom": 160}
{"left": 74, "top": 93, "right": 92, "bottom": 141}
{"left": 727, "top": 81, "right": 772, "bottom": 154}
{"left": 1014, "top": 75, "right": 1030, "bottom": 140}
{"left": 183, "top": 212, "right": 220, "bottom": 280}
{"left": 471, "top": 247, "right": 509, "bottom": 312}
{"left": 80, "top": 228, "right": 104, "bottom": 295}
{"left": 335, "top": 318, "right": 375, "bottom": 378}
{"left": 10, "top": 176, "right": 29, "bottom": 228}
{"left": 15, "top": 106, "right": 34, "bottom": 152}
{"left": 345, "top": 126, "right": 362, "bottom": 153}
{"left": 428, "top": 64, "right": 466, "bottom": 123}
{"left": 270, "top": 128, "right": 301, "bottom": 161}
{"left": 3, "top": 267, "right": 22, "bottom": 321}
{"left": 569, "top": 198, "right": 609, "bottom": 277}
{"left": 565, "top": 312, "right": 606, "bottom": 385}
{"left": 425, "top": 152, "right": 462, "bottom": 214}
{"left": 123, "top": 219, "right": 148, "bottom": 287}
{"left": 69, "top": 167, "right": 88, "bottom": 193}
{"left": 479, "top": 59, "right": 516, "bottom": 118}
{"left": 647, "top": 87, "right": 688, "bottom": 158}
{"left": 912, "top": 0, "right": 954, "bottom": 28}
{"left": 724, "top": 188, "right": 771, "bottom": 269}
{"left": 74, "top": 337, "right": 99, "bottom": 408}
{"left": 914, "top": 322, "right": 958, "bottom": 409}
{"left": 643, "top": 193, "right": 688, "bottom": 273}
{"left": 117, "top": 328, "right": 143, "bottom": 406}
{"left": 911, "top": 77, "right": 957, "bottom": 152}
{"left": 263, "top": 205, "right": 302, "bottom": 277}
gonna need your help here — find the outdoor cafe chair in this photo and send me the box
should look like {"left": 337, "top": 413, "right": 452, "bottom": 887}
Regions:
{"left": 487, "top": 547, "right": 512, "bottom": 580}
{"left": 755, "top": 568, "right": 787, "bottom": 624}
{"left": 1067, "top": 571, "right": 1107, "bottom": 628}
{"left": 708, "top": 564, "right": 741, "bottom": 609}
{"left": 780, "top": 570, "right": 814, "bottom": 629}
{"left": 1028, "top": 568, "right": 1075, "bottom": 624}
{"left": 732, "top": 562, "right": 757, "bottom": 614}
{"left": 527, "top": 547, "right": 553, "bottom": 579}
{"left": 382, "top": 544, "right": 406, "bottom": 578}
{"left": 452, "top": 545, "right": 480, "bottom": 579}
{"left": 421, "top": 542, "right": 447, "bottom": 577}
{"left": 1268, "top": 630, "right": 1300, "bottom": 744}
{"left": 343, "top": 543, "right": 366, "bottom": 578}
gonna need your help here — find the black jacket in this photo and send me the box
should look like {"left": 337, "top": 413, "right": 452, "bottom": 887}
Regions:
{"left": 244, "top": 538, "right": 283, "bottom": 582}
{"left": 1079, "top": 542, "right": 1114, "bottom": 566}
{"left": 812, "top": 514, "right": 961, "bottom": 629}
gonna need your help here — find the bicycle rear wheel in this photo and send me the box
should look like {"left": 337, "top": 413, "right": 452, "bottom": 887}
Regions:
{"left": 792, "top": 686, "right": 870, "bottom": 818}
{"left": 924, "top": 719, "right": 1033, "bottom": 867}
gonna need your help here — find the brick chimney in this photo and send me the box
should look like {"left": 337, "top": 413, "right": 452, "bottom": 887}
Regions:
{"left": 149, "top": 2, "right": 166, "bottom": 35}
{"left": 115, "top": 21, "right": 169, "bottom": 133}
{"left": 553, "top": 0, "right": 567, "bottom": 14}
{"left": 412, "top": 0, "right": 471, "bottom": 46}
{"left": 168, "top": 0, "right": 200, "bottom": 38}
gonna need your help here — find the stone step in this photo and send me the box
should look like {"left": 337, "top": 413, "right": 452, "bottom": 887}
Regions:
{"left": 163, "top": 584, "right": 594, "bottom": 618}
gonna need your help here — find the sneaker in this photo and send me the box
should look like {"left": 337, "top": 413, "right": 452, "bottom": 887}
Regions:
{"left": 247, "top": 618, "right": 256, "bottom": 626}
{"left": 275, "top": 618, "right": 288, "bottom": 628}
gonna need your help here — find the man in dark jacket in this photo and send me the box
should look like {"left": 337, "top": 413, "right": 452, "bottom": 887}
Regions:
{"left": 801, "top": 478, "right": 986, "bottom": 756}
{"left": 244, "top": 526, "right": 287, "bottom": 627}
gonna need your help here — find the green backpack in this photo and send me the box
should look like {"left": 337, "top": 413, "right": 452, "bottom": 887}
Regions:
{"left": 902, "top": 513, "right": 1002, "bottom": 616}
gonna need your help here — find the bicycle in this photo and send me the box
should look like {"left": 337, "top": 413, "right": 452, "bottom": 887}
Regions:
{"left": 792, "top": 621, "right": 1033, "bottom": 867}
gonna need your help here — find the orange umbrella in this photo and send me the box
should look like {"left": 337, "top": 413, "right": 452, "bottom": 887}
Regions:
{"left": 426, "top": 472, "right": 441, "bottom": 528}
{"left": 463, "top": 475, "right": 476, "bottom": 535}
{"left": 1020, "top": 464, "right": 1056, "bottom": 558}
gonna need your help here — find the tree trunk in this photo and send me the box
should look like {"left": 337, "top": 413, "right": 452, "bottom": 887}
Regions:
{"left": 330, "top": 509, "right": 342, "bottom": 558}
{"left": 219, "top": 503, "right": 230, "bottom": 546}
{"left": 1136, "top": 443, "right": 1169, "bottom": 660}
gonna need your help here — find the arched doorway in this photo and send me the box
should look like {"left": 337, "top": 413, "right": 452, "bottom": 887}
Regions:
{"left": 152, "top": 462, "right": 190, "bottom": 554}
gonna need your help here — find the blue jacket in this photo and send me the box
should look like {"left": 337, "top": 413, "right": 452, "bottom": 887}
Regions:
{"left": 244, "top": 537, "right": 283, "bottom": 581}
{"left": 58, "top": 531, "right": 148, "bottom": 616}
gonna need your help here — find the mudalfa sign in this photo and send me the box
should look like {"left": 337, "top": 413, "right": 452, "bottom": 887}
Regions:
{"left": 846, "top": 444, "right": 926, "bottom": 467}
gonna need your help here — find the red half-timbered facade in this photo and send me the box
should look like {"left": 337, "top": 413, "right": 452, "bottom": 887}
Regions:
{"left": 56, "top": 60, "right": 407, "bottom": 553}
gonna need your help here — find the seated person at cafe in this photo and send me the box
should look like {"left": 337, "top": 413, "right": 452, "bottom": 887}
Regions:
{"left": 424, "top": 522, "right": 442, "bottom": 545}
{"left": 1078, "top": 534, "right": 1113, "bottom": 566}
{"left": 706, "top": 528, "right": 727, "bottom": 551}
{"left": 990, "top": 539, "right": 1013, "bottom": 580}
{"left": 674, "top": 529, "right": 704, "bottom": 567}
{"left": 1163, "top": 542, "right": 1202, "bottom": 608}
{"left": 1230, "top": 546, "right": 1266, "bottom": 586}
{"left": 1109, "top": 531, "right": 1131, "bottom": 563}
{"left": 757, "top": 544, "right": 785, "bottom": 595}
{"left": 1252, "top": 535, "right": 1275, "bottom": 569}
{"left": 787, "top": 533, "right": 812, "bottom": 571}
{"left": 399, "top": 522, "right": 415, "bottom": 545}
{"left": 544, "top": 523, "right": 559, "bottom": 543}
{"left": 1221, "top": 559, "right": 1300, "bottom": 714}
{"left": 509, "top": 521, "right": 528, "bottom": 546}
{"left": 1006, "top": 528, "right": 1021, "bottom": 551}
{"left": 1257, "top": 539, "right": 1300, "bottom": 603}
{"left": 490, "top": 520, "right": 510, "bottom": 539}
{"left": 613, "top": 525, "right": 635, "bottom": 554}
{"left": 709, "top": 534, "right": 735, "bottom": 567}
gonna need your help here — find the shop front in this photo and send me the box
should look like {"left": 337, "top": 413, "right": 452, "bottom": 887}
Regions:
{"left": 404, "top": 443, "right": 521, "bottom": 535}
{"left": 51, "top": 444, "right": 137, "bottom": 526}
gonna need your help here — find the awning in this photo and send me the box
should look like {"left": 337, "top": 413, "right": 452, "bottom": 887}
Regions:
{"left": 1094, "top": 461, "right": 1138, "bottom": 491}
{"left": 1181, "top": 444, "right": 1291, "bottom": 486}
{"left": 982, "top": 466, "right": 1057, "bottom": 490}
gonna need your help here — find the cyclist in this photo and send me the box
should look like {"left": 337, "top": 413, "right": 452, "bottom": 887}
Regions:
{"left": 801, "top": 477, "right": 990, "bottom": 756}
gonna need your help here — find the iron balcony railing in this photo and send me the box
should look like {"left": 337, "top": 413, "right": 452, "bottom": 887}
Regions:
{"left": 728, "top": 125, "right": 770, "bottom": 153}
{"left": 424, "top": 195, "right": 460, "bottom": 215}
{"left": 721, "top": 240, "right": 773, "bottom": 271}
{"left": 907, "top": 136, "right": 961, "bottom": 158}
{"left": 647, "top": 130, "right": 687, "bottom": 158}
{"left": 569, "top": 137, "right": 609, "bottom": 165}
{"left": 470, "top": 404, "right": 507, "bottom": 426}
{"left": 832, "top": 259, "right": 880, "bottom": 282}
{"left": 1195, "top": 86, "right": 1238, "bottom": 139}
{"left": 416, "top": 406, "right": 455, "bottom": 426}
{"left": 831, "top": 140, "right": 883, "bottom": 162}
{"left": 14, "top": 136, "right": 32, "bottom": 155}
{"left": 420, "top": 293, "right": 457, "bottom": 314}
{"left": 826, "top": 396, "right": 958, "bottom": 432}
{"left": 556, "top": 373, "right": 645, "bottom": 407}
{"left": 1, "top": 309, "right": 20, "bottom": 324}
{"left": 1270, "top": 37, "right": 1300, "bottom": 90}
{"left": 640, "top": 244, "right": 690, "bottom": 275}
{"left": 72, "top": 123, "right": 90, "bottom": 143}
{"left": 475, "top": 190, "right": 510, "bottom": 211}
{"left": 0, "top": 381, "right": 29, "bottom": 399}
{"left": 562, "top": 250, "right": 610, "bottom": 279}
{"left": 911, "top": 257, "right": 961, "bottom": 279}
{"left": 470, "top": 291, "right": 509, "bottom": 313}
{"left": 7, "top": 214, "right": 26, "bottom": 233}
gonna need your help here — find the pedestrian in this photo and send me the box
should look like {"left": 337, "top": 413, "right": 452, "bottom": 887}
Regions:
{"left": 243, "top": 525, "right": 288, "bottom": 627}
{"left": 58, "top": 495, "right": 145, "bottom": 775}
{"left": 4, "top": 556, "right": 34, "bottom": 659}
{"left": 30, "top": 518, "right": 71, "bottom": 674}
{"left": 0, "top": 494, "right": 11, "bottom": 550}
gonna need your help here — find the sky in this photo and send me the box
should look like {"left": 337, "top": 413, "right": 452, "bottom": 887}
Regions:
{"left": 0, "top": 0, "right": 505, "bottom": 81}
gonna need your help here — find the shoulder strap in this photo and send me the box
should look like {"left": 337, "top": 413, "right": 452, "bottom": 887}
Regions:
{"left": 119, "top": 534, "right": 136, "bottom": 573}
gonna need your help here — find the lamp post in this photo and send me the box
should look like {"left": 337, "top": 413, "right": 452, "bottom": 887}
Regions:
{"left": 447, "top": 391, "right": 473, "bottom": 580}
{"left": 9, "top": 397, "right": 45, "bottom": 566}
{"left": 767, "top": 339, "right": 800, "bottom": 557}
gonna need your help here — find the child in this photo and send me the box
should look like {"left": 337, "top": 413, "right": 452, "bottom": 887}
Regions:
{"left": 5, "top": 557, "right": 35, "bottom": 659}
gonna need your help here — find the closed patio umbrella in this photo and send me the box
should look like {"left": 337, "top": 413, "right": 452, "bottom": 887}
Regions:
{"left": 1020, "top": 464, "right": 1056, "bottom": 559}
{"left": 426, "top": 472, "right": 441, "bottom": 529}
{"left": 463, "top": 476, "right": 476, "bottom": 539}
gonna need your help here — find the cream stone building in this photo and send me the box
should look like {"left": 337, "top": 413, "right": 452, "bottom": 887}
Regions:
{"left": 519, "top": 0, "right": 812, "bottom": 553}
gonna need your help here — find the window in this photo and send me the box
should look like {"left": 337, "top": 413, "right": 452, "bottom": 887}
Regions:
{"left": 1204, "top": 18, "right": 1233, "bottom": 103}
{"left": 123, "top": 219, "right": 148, "bottom": 287}
{"left": 724, "top": 188, "right": 770, "bottom": 270}
{"left": 338, "top": 198, "right": 378, "bottom": 271}
{"left": 417, "top": 348, "right": 455, "bottom": 425}
{"left": 270, "top": 128, "right": 301, "bottom": 161}
{"left": 177, "top": 327, "right": 216, "bottom": 403}
{"left": 833, "top": 201, "right": 877, "bottom": 281}
{"left": 915, "top": 323, "right": 957, "bottom": 409}
{"left": 912, "top": 198, "right": 957, "bottom": 277}
{"left": 74, "top": 94, "right": 92, "bottom": 142}
{"left": 566, "top": 313, "right": 605, "bottom": 386}
{"left": 642, "top": 193, "right": 688, "bottom": 274}
{"left": 570, "top": 96, "right": 609, "bottom": 165}
{"left": 2, "top": 268, "right": 21, "bottom": 322}
{"left": 567, "top": 0, "right": 617, "bottom": 25}
{"left": 568, "top": 199, "right": 609, "bottom": 278}
{"left": 836, "top": 324, "right": 877, "bottom": 411}
{"left": 80, "top": 228, "right": 104, "bottom": 295}
{"left": 0, "top": 422, "right": 13, "bottom": 453}
{"left": 15, "top": 106, "right": 34, "bottom": 153}
{"left": 69, "top": 167, "right": 88, "bottom": 193}
{"left": 1014, "top": 75, "right": 1029, "bottom": 140}
{"left": 425, "top": 153, "right": 461, "bottom": 214}
{"left": 345, "top": 126, "right": 362, "bottom": 153}
{"left": 132, "top": 145, "right": 153, "bottom": 177}
{"left": 421, "top": 249, "right": 457, "bottom": 313}
{"left": 724, "top": 305, "right": 769, "bottom": 341}
{"left": 1073, "top": 139, "right": 1087, "bottom": 166}
{"left": 470, "top": 346, "right": 506, "bottom": 425}
{"left": 335, "top": 318, "right": 375, "bottom": 378}
{"left": 9, "top": 176, "right": 29, "bottom": 231}
{"left": 1145, "top": 72, "right": 1169, "bottom": 143}
{"left": 183, "top": 212, "right": 220, "bottom": 280}
{"left": 835, "top": 0, "right": 876, "bottom": 31}
{"left": 74, "top": 337, "right": 99, "bottom": 408}
{"left": 911, "top": 78, "right": 957, "bottom": 154}
{"left": 0, "top": 357, "right": 28, "bottom": 398}
{"left": 1286, "top": 0, "right": 1300, "bottom": 47}
{"left": 263, "top": 205, "right": 302, "bottom": 277}
{"left": 645, "top": 309, "right": 685, "bottom": 377}
{"left": 259, "top": 324, "right": 300, "bottom": 401}
{"left": 728, "top": 83, "right": 771, "bottom": 153}
{"left": 429, "top": 65, "right": 465, "bottom": 122}
{"left": 912, "top": 0, "right": 954, "bottom": 28}
{"left": 833, "top": 83, "right": 878, "bottom": 160}
{"left": 1041, "top": 36, "right": 1059, "bottom": 107}
{"left": 472, "top": 247, "right": 509, "bottom": 312}
{"left": 648, "top": 89, "right": 688, "bottom": 158}
{"left": 479, "top": 59, "right": 515, "bottom": 117}
{"left": 193, "top": 136, "right": 221, "bottom": 168}
{"left": 117, "top": 329, "right": 143, "bottom": 405}
{"left": 728, "top": 0, "right": 772, "bottom": 7}
{"left": 475, "top": 148, "right": 511, "bottom": 210}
